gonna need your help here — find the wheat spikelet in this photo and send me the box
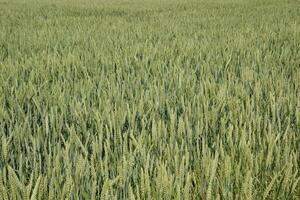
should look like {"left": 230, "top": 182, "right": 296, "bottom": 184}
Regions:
{"left": 7, "top": 165, "right": 21, "bottom": 199}
{"left": 1, "top": 136, "right": 8, "bottom": 162}
{"left": 128, "top": 184, "right": 135, "bottom": 200}
{"left": 48, "top": 180, "right": 55, "bottom": 200}
{"left": 91, "top": 161, "right": 97, "bottom": 200}
{"left": 30, "top": 176, "right": 41, "bottom": 200}
{"left": 0, "top": 172, "right": 9, "bottom": 200}
{"left": 140, "top": 170, "right": 146, "bottom": 198}
{"left": 37, "top": 176, "right": 46, "bottom": 200}
{"left": 144, "top": 169, "right": 151, "bottom": 197}
{"left": 224, "top": 155, "right": 231, "bottom": 179}
{"left": 135, "top": 185, "right": 141, "bottom": 200}
{"left": 101, "top": 179, "right": 111, "bottom": 200}
{"left": 22, "top": 183, "right": 30, "bottom": 200}
{"left": 263, "top": 173, "right": 279, "bottom": 200}
{"left": 242, "top": 171, "right": 253, "bottom": 200}
{"left": 184, "top": 172, "right": 191, "bottom": 200}
{"left": 207, "top": 152, "right": 219, "bottom": 200}
{"left": 76, "top": 155, "right": 86, "bottom": 176}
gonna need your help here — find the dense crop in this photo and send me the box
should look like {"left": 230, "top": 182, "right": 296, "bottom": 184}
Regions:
{"left": 0, "top": 0, "right": 300, "bottom": 199}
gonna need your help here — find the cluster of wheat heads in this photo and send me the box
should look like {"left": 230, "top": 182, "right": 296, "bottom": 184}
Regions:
{"left": 0, "top": 0, "right": 299, "bottom": 199}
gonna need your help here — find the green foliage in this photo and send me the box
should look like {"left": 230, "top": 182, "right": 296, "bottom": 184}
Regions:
{"left": 0, "top": 0, "right": 300, "bottom": 199}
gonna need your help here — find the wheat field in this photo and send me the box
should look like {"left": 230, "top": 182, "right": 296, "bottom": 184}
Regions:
{"left": 0, "top": 0, "right": 299, "bottom": 199}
